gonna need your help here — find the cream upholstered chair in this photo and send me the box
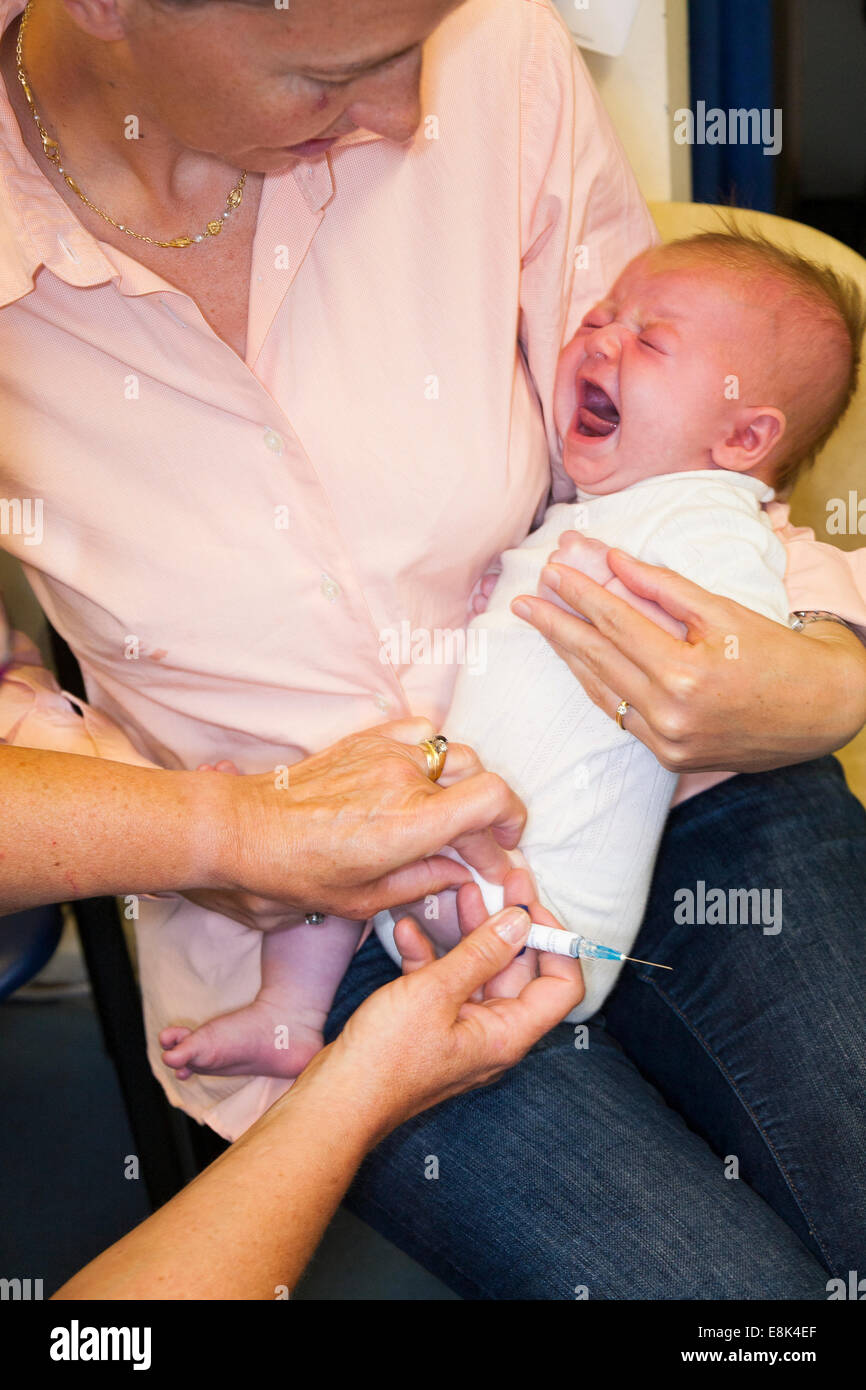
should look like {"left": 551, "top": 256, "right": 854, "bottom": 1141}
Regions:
{"left": 649, "top": 202, "right": 866, "bottom": 807}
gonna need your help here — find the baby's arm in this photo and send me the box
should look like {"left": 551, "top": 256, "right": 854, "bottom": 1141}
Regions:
{"left": 470, "top": 533, "right": 687, "bottom": 636}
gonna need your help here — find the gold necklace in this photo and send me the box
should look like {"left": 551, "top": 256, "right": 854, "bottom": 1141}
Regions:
{"left": 15, "top": 0, "right": 246, "bottom": 248}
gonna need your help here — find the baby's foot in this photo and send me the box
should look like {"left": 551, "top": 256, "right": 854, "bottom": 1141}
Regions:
{"left": 159, "top": 991, "right": 325, "bottom": 1080}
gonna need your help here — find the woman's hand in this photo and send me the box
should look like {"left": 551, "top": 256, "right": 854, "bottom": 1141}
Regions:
{"left": 191, "top": 717, "right": 527, "bottom": 930}
{"left": 450, "top": 861, "right": 584, "bottom": 1004}
{"left": 297, "top": 901, "right": 583, "bottom": 1140}
{"left": 511, "top": 543, "right": 866, "bottom": 774}
{"left": 390, "top": 861, "right": 583, "bottom": 1006}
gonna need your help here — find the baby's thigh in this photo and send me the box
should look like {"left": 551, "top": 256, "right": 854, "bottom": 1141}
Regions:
{"left": 393, "top": 889, "right": 463, "bottom": 954}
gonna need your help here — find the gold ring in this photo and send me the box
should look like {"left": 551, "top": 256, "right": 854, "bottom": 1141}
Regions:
{"left": 615, "top": 699, "right": 631, "bottom": 731}
{"left": 419, "top": 734, "right": 448, "bottom": 782}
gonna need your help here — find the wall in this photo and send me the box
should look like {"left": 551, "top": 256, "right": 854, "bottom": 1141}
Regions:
{"left": 574, "top": 0, "right": 692, "bottom": 203}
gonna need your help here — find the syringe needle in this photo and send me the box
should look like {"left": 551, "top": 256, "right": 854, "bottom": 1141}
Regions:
{"left": 522, "top": 919, "right": 673, "bottom": 969}
{"left": 622, "top": 954, "right": 673, "bottom": 970}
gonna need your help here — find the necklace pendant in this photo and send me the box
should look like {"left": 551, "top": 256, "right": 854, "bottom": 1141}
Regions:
{"left": 206, "top": 219, "right": 223, "bottom": 237}
{"left": 227, "top": 187, "right": 243, "bottom": 209}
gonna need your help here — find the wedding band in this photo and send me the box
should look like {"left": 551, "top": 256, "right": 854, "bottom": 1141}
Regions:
{"left": 615, "top": 699, "right": 631, "bottom": 731}
{"left": 419, "top": 734, "right": 448, "bottom": 782}
{"left": 304, "top": 912, "right": 326, "bottom": 925}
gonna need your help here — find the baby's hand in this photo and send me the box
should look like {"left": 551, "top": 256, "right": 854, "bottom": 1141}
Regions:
{"left": 468, "top": 560, "right": 503, "bottom": 616}
{"left": 390, "top": 888, "right": 462, "bottom": 953}
{"left": 551, "top": 532, "right": 687, "bottom": 638}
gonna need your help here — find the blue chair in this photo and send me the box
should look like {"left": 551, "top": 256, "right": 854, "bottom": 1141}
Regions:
{"left": 0, "top": 904, "right": 63, "bottom": 1001}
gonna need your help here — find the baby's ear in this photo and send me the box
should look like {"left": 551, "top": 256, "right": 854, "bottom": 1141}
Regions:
{"left": 713, "top": 406, "right": 786, "bottom": 473}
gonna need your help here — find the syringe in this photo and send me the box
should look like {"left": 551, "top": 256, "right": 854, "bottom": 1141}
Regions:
{"left": 437, "top": 857, "right": 672, "bottom": 970}
{"left": 523, "top": 918, "right": 672, "bottom": 970}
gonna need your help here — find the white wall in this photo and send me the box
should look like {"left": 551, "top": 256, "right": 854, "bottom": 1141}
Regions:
{"left": 574, "top": 0, "right": 692, "bottom": 203}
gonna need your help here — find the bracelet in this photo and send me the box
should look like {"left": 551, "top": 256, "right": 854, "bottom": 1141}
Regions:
{"left": 789, "top": 610, "right": 851, "bottom": 632}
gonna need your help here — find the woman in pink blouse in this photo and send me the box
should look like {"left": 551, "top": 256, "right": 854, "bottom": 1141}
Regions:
{"left": 1, "top": 0, "right": 865, "bottom": 1297}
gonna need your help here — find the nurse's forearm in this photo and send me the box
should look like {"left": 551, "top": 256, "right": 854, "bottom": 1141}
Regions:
{"left": 52, "top": 1055, "right": 371, "bottom": 1300}
{"left": 0, "top": 746, "right": 218, "bottom": 914}
{"left": 52, "top": 901, "right": 551, "bottom": 1301}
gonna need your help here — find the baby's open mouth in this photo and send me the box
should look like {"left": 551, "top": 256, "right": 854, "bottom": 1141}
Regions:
{"left": 576, "top": 379, "right": 620, "bottom": 438}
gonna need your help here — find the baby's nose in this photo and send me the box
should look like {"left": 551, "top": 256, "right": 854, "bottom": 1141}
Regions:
{"left": 584, "top": 324, "right": 623, "bottom": 361}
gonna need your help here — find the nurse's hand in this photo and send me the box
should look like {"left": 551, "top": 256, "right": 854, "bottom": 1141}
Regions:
{"left": 390, "top": 862, "right": 583, "bottom": 1007}
{"left": 185, "top": 718, "right": 527, "bottom": 931}
{"left": 303, "top": 901, "right": 583, "bottom": 1137}
{"left": 511, "top": 539, "right": 866, "bottom": 774}
{"left": 52, "top": 903, "right": 582, "bottom": 1301}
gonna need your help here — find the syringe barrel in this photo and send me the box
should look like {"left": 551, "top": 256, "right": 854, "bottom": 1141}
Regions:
{"left": 525, "top": 923, "right": 623, "bottom": 962}
{"left": 525, "top": 923, "right": 582, "bottom": 958}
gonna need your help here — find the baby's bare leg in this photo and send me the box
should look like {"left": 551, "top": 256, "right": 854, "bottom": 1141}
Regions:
{"left": 160, "top": 917, "right": 362, "bottom": 1080}
{"left": 390, "top": 888, "right": 462, "bottom": 954}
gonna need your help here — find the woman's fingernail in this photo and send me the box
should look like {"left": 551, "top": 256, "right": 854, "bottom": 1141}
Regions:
{"left": 511, "top": 600, "right": 532, "bottom": 620}
{"left": 541, "top": 566, "right": 560, "bottom": 590}
{"left": 494, "top": 906, "right": 530, "bottom": 942}
{"left": 515, "top": 905, "right": 531, "bottom": 954}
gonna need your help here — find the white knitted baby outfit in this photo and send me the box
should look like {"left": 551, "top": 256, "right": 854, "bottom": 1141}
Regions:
{"left": 375, "top": 470, "right": 789, "bottom": 1020}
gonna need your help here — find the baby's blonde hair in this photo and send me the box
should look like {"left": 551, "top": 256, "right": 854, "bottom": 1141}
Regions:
{"left": 661, "top": 223, "right": 866, "bottom": 493}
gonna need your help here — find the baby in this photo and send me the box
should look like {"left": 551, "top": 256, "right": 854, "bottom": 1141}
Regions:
{"left": 160, "top": 228, "right": 863, "bottom": 1079}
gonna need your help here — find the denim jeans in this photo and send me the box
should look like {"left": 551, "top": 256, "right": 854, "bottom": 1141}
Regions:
{"left": 324, "top": 755, "right": 866, "bottom": 1299}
